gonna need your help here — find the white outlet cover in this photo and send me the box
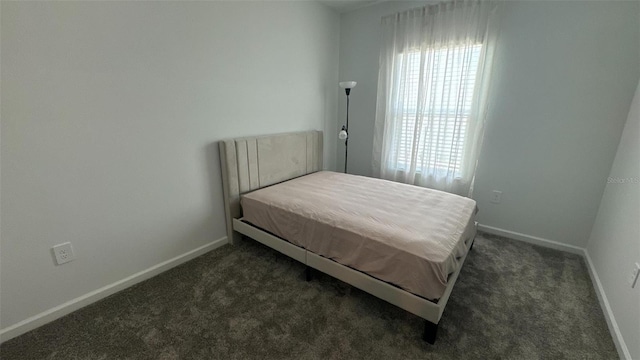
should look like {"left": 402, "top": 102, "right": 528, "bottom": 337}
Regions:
{"left": 490, "top": 190, "right": 502, "bottom": 204}
{"left": 53, "top": 242, "right": 76, "bottom": 265}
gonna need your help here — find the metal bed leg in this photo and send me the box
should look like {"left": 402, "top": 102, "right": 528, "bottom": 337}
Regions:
{"left": 423, "top": 320, "right": 438, "bottom": 344}
{"left": 305, "top": 266, "right": 312, "bottom": 282}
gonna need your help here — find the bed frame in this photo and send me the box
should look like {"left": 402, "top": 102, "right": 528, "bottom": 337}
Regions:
{"left": 219, "top": 130, "right": 475, "bottom": 344}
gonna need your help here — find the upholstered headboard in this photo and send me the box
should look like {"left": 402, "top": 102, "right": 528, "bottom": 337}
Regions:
{"left": 219, "top": 130, "right": 323, "bottom": 243}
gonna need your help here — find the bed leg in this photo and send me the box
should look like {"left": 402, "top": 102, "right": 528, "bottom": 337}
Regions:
{"left": 305, "top": 266, "right": 312, "bottom": 282}
{"left": 423, "top": 320, "right": 438, "bottom": 344}
{"left": 470, "top": 239, "right": 475, "bottom": 251}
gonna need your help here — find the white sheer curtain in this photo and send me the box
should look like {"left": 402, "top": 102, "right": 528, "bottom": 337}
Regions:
{"left": 372, "top": 0, "right": 500, "bottom": 196}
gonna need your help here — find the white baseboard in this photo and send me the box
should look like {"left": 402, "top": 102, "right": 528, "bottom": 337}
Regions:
{"left": 477, "top": 224, "right": 629, "bottom": 359}
{"left": 477, "top": 224, "right": 584, "bottom": 255}
{"left": 0, "top": 236, "right": 228, "bottom": 343}
{"left": 583, "top": 250, "right": 631, "bottom": 360}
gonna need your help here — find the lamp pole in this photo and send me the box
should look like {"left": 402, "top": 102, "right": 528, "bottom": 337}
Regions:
{"left": 339, "top": 81, "right": 356, "bottom": 174}
{"left": 344, "top": 89, "right": 350, "bottom": 173}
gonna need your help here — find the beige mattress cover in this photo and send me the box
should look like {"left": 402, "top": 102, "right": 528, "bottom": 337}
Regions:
{"left": 241, "top": 171, "right": 477, "bottom": 300}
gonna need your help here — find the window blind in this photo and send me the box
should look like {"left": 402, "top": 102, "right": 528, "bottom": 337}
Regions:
{"left": 392, "top": 44, "right": 482, "bottom": 177}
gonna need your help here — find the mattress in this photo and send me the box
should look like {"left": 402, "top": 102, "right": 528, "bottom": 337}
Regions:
{"left": 241, "top": 171, "right": 477, "bottom": 300}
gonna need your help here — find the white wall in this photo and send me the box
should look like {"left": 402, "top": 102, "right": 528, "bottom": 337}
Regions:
{"left": 586, "top": 81, "right": 640, "bottom": 360}
{"left": 0, "top": 1, "right": 339, "bottom": 332}
{"left": 472, "top": 1, "right": 639, "bottom": 248}
{"left": 338, "top": 0, "right": 639, "bottom": 248}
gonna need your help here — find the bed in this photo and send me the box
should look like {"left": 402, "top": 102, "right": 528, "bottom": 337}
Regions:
{"left": 219, "top": 130, "right": 477, "bottom": 344}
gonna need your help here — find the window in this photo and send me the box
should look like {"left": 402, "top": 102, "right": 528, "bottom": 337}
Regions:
{"left": 391, "top": 44, "right": 483, "bottom": 178}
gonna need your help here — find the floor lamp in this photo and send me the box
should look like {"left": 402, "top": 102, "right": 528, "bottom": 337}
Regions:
{"left": 339, "top": 81, "right": 356, "bottom": 174}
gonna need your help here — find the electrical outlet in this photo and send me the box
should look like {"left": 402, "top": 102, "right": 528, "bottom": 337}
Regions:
{"left": 629, "top": 262, "right": 640, "bottom": 288}
{"left": 52, "top": 242, "right": 76, "bottom": 265}
{"left": 490, "top": 190, "right": 502, "bottom": 204}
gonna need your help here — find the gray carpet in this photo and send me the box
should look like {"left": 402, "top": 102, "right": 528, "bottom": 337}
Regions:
{"left": 1, "top": 233, "right": 617, "bottom": 359}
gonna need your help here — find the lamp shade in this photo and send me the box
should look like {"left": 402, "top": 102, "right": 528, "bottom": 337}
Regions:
{"left": 339, "top": 81, "right": 357, "bottom": 89}
{"left": 338, "top": 129, "right": 348, "bottom": 140}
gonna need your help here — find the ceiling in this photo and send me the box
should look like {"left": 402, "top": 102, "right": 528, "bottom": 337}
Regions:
{"left": 318, "top": 0, "right": 386, "bottom": 13}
